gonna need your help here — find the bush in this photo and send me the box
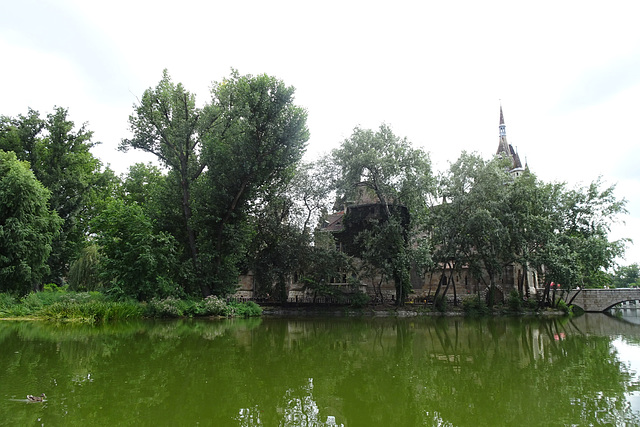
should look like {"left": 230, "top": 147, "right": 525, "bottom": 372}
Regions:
{"left": 227, "top": 301, "right": 262, "bottom": 317}
{"left": 556, "top": 299, "right": 573, "bottom": 315}
{"left": 68, "top": 245, "right": 102, "bottom": 291}
{"left": 507, "top": 289, "right": 523, "bottom": 313}
{"left": 200, "top": 296, "right": 228, "bottom": 316}
{"left": 0, "top": 293, "right": 16, "bottom": 309}
{"left": 462, "top": 295, "right": 489, "bottom": 316}
{"left": 147, "top": 296, "right": 185, "bottom": 317}
{"left": 434, "top": 295, "right": 448, "bottom": 312}
{"left": 349, "top": 291, "right": 370, "bottom": 308}
{"left": 40, "top": 300, "right": 144, "bottom": 322}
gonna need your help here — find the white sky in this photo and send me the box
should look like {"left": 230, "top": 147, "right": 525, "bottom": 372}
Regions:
{"left": 1, "top": 0, "right": 639, "bottom": 265}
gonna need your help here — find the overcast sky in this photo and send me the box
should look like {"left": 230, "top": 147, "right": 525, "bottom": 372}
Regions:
{"left": 2, "top": 0, "right": 639, "bottom": 264}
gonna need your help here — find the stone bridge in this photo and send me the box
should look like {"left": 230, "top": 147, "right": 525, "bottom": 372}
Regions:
{"left": 565, "top": 288, "right": 640, "bottom": 312}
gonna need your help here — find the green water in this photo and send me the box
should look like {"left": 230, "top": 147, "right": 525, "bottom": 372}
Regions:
{"left": 1, "top": 314, "right": 639, "bottom": 426}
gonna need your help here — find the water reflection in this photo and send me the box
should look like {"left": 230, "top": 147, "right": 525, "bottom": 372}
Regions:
{"left": 0, "top": 315, "right": 639, "bottom": 426}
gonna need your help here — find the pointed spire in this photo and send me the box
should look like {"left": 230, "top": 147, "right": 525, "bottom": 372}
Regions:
{"left": 497, "top": 105, "right": 508, "bottom": 153}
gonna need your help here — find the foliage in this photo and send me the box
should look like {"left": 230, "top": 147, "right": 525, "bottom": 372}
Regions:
{"left": 298, "top": 246, "right": 355, "bottom": 302}
{"left": 434, "top": 295, "right": 448, "bottom": 312}
{"left": 0, "top": 150, "right": 62, "bottom": 295}
{"left": 0, "top": 289, "right": 263, "bottom": 320}
{"left": 541, "top": 178, "right": 627, "bottom": 289}
{"left": 506, "top": 289, "right": 523, "bottom": 313}
{"left": 433, "top": 153, "right": 627, "bottom": 307}
{"left": 92, "top": 200, "right": 183, "bottom": 301}
{"left": 434, "top": 153, "right": 515, "bottom": 303}
{"left": 122, "top": 69, "right": 309, "bottom": 297}
{"left": 201, "top": 295, "right": 229, "bottom": 316}
{"left": 68, "top": 244, "right": 102, "bottom": 291}
{"left": 147, "top": 296, "right": 186, "bottom": 317}
{"left": 556, "top": 299, "right": 573, "bottom": 315}
{"left": 247, "top": 192, "right": 309, "bottom": 300}
{"left": 40, "top": 299, "right": 144, "bottom": 322}
{"left": 330, "top": 124, "right": 433, "bottom": 305}
{"left": 195, "top": 70, "right": 309, "bottom": 296}
{"left": 226, "top": 300, "right": 263, "bottom": 317}
{"left": 462, "top": 295, "right": 489, "bottom": 316}
{"left": 0, "top": 107, "right": 110, "bottom": 284}
{"left": 146, "top": 295, "right": 262, "bottom": 318}
{"left": 349, "top": 291, "right": 370, "bottom": 308}
{"left": 609, "top": 263, "right": 640, "bottom": 288}
{"left": 120, "top": 70, "right": 208, "bottom": 292}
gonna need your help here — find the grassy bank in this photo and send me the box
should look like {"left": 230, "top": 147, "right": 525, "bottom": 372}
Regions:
{"left": 0, "top": 287, "right": 262, "bottom": 323}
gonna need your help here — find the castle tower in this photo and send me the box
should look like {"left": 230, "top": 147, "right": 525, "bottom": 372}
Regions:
{"left": 496, "top": 106, "right": 525, "bottom": 177}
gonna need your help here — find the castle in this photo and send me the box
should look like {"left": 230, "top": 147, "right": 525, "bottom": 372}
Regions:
{"left": 233, "top": 107, "right": 539, "bottom": 303}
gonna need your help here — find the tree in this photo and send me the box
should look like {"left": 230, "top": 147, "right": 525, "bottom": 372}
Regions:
{"left": 120, "top": 70, "right": 213, "bottom": 284}
{"left": 0, "top": 107, "right": 109, "bottom": 284}
{"left": 542, "top": 178, "right": 627, "bottom": 290}
{"left": 123, "top": 70, "right": 309, "bottom": 297}
{"left": 433, "top": 153, "right": 628, "bottom": 306}
{"left": 68, "top": 244, "right": 102, "bottom": 291}
{"left": 194, "top": 70, "right": 309, "bottom": 296}
{"left": 435, "top": 153, "right": 518, "bottom": 305}
{"left": 610, "top": 264, "right": 640, "bottom": 288}
{"left": 92, "top": 200, "right": 183, "bottom": 301}
{"left": 331, "top": 124, "right": 433, "bottom": 304}
{"left": 0, "top": 150, "right": 62, "bottom": 294}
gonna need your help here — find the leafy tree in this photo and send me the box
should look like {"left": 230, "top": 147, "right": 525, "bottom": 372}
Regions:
{"left": 194, "top": 71, "right": 309, "bottom": 296}
{"left": 437, "top": 153, "right": 518, "bottom": 305}
{"left": 610, "top": 263, "right": 640, "bottom": 288}
{"left": 247, "top": 192, "right": 308, "bottom": 300}
{"left": 246, "top": 160, "right": 336, "bottom": 300}
{"left": 0, "top": 150, "right": 62, "bottom": 294}
{"left": 92, "top": 200, "right": 183, "bottom": 301}
{"left": 0, "top": 107, "right": 109, "bottom": 284}
{"left": 123, "top": 70, "right": 309, "bottom": 297}
{"left": 502, "top": 171, "right": 557, "bottom": 297}
{"left": 288, "top": 159, "right": 335, "bottom": 235}
{"left": 68, "top": 244, "right": 102, "bottom": 291}
{"left": 331, "top": 124, "right": 433, "bottom": 304}
{"left": 543, "top": 178, "right": 627, "bottom": 289}
{"left": 120, "top": 70, "right": 213, "bottom": 284}
{"left": 433, "top": 153, "right": 627, "bottom": 305}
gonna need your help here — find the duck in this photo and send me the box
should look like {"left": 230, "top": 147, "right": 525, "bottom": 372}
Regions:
{"left": 27, "top": 393, "right": 46, "bottom": 402}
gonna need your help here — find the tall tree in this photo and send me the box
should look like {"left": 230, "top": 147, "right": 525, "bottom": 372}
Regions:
{"left": 123, "top": 70, "right": 308, "bottom": 297}
{"left": 195, "top": 71, "right": 309, "bottom": 296}
{"left": 120, "top": 70, "right": 214, "bottom": 279}
{"left": 0, "top": 107, "right": 108, "bottom": 283}
{"left": 0, "top": 150, "right": 62, "bottom": 294}
{"left": 331, "top": 124, "right": 433, "bottom": 304}
{"left": 542, "top": 178, "right": 627, "bottom": 289}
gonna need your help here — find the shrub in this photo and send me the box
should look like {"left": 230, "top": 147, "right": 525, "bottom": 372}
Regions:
{"left": 434, "top": 295, "right": 448, "bottom": 312}
{"left": 349, "top": 291, "right": 370, "bottom": 308}
{"left": 507, "top": 289, "right": 523, "bottom": 313}
{"left": 0, "top": 293, "right": 16, "bottom": 309}
{"left": 556, "top": 299, "right": 573, "bottom": 315}
{"left": 68, "top": 245, "right": 102, "bottom": 291}
{"left": 147, "top": 296, "right": 185, "bottom": 317}
{"left": 40, "top": 300, "right": 144, "bottom": 322}
{"left": 462, "top": 295, "right": 489, "bottom": 316}
{"left": 201, "top": 296, "right": 228, "bottom": 316}
{"left": 227, "top": 301, "right": 262, "bottom": 317}
{"left": 0, "top": 293, "right": 18, "bottom": 316}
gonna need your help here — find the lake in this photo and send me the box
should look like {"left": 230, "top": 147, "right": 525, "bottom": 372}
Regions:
{"left": 1, "top": 313, "right": 639, "bottom": 426}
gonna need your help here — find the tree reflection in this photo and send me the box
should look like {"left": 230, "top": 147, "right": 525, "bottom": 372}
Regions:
{"left": 0, "top": 316, "right": 639, "bottom": 426}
